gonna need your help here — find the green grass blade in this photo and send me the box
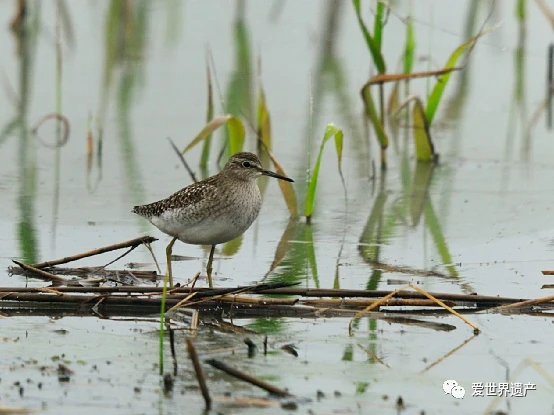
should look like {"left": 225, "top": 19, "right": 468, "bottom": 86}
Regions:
{"left": 516, "top": 0, "right": 525, "bottom": 20}
{"left": 305, "top": 124, "right": 344, "bottom": 221}
{"left": 387, "top": 81, "right": 400, "bottom": 134}
{"left": 373, "top": 1, "right": 385, "bottom": 50}
{"left": 412, "top": 98, "right": 435, "bottom": 162}
{"left": 352, "top": 0, "right": 386, "bottom": 73}
{"left": 361, "top": 84, "right": 389, "bottom": 149}
{"left": 200, "top": 61, "right": 214, "bottom": 168}
{"left": 334, "top": 128, "right": 344, "bottom": 179}
{"left": 257, "top": 86, "right": 271, "bottom": 153}
{"left": 425, "top": 27, "right": 494, "bottom": 125}
{"left": 227, "top": 116, "right": 245, "bottom": 155}
{"left": 404, "top": 16, "right": 415, "bottom": 74}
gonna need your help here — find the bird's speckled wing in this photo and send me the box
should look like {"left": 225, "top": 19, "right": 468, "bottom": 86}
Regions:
{"left": 132, "top": 177, "right": 220, "bottom": 222}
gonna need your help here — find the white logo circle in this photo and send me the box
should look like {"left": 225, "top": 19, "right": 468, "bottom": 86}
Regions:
{"left": 451, "top": 385, "right": 466, "bottom": 399}
{"left": 443, "top": 379, "right": 458, "bottom": 394}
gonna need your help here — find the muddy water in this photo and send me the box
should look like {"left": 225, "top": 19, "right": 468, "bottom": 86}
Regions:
{"left": 1, "top": 1, "right": 554, "bottom": 414}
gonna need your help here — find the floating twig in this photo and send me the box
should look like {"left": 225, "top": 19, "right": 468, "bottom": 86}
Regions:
{"left": 186, "top": 338, "right": 212, "bottom": 410}
{"left": 206, "top": 359, "right": 292, "bottom": 397}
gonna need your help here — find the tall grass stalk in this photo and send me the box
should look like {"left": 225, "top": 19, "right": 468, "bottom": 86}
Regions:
{"left": 200, "top": 59, "right": 214, "bottom": 169}
{"left": 305, "top": 124, "right": 344, "bottom": 223}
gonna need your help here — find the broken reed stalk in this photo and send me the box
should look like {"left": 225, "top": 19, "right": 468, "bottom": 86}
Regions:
{"left": 348, "top": 284, "right": 480, "bottom": 336}
{"left": 10, "top": 266, "right": 160, "bottom": 279}
{"left": 205, "top": 359, "right": 291, "bottom": 397}
{"left": 12, "top": 260, "right": 68, "bottom": 283}
{"left": 409, "top": 284, "right": 480, "bottom": 333}
{"left": 484, "top": 293, "right": 554, "bottom": 312}
{"left": 301, "top": 298, "right": 452, "bottom": 308}
{"left": 186, "top": 338, "right": 211, "bottom": 410}
{"left": 348, "top": 285, "right": 409, "bottom": 336}
{"left": 166, "top": 282, "right": 294, "bottom": 313}
{"left": 30, "top": 236, "right": 157, "bottom": 269}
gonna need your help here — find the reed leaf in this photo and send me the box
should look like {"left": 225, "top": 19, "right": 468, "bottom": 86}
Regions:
{"left": 426, "top": 27, "right": 494, "bottom": 125}
{"left": 266, "top": 151, "right": 298, "bottom": 218}
{"left": 200, "top": 60, "right": 214, "bottom": 168}
{"left": 181, "top": 115, "right": 244, "bottom": 155}
{"left": 227, "top": 116, "right": 245, "bottom": 155}
{"left": 373, "top": 1, "right": 385, "bottom": 50}
{"left": 412, "top": 98, "right": 435, "bottom": 162}
{"left": 305, "top": 124, "right": 344, "bottom": 222}
{"left": 257, "top": 86, "right": 271, "bottom": 154}
{"left": 404, "top": 16, "right": 415, "bottom": 74}
{"left": 387, "top": 81, "right": 400, "bottom": 134}
{"left": 352, "top": 0, "right": 386, "bottom": 74}
{"left": 361, "top": 84, "right": 389, "bottom": 164}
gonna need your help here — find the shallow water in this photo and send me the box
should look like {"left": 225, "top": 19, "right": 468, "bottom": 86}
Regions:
{"left": 2, "top": 1, "right": 554, "bottom": 414}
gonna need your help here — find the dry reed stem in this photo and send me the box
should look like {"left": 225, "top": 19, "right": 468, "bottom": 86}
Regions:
{"left": 409, "top": 284, "right": 479, "bottom": 333}
{"left": 206, "top": 359, "right": 291, "bottom": 397}
{"left": 12, "top": 260, "right": 69, "bottom": 283}
{"left": 0, "top": 279, "right": 528, "bottom": 307}
{"left": 301, "top": 298, "right": 452, "bottom": 308}
{"left": 31, "top": 236, "right": 157, "bottom": 269}
{"left": 9, "top": 266, "right": 159, "bottom": 279}
{"left": 485, "top": 293, "right": 554, "bottom": 312}
{"left": 348, "top": 285, "right": 410, "bottom": 336}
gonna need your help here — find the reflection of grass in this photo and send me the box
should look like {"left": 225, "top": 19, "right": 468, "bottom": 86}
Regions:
{"left": 247, "top": 317, "right": 286, "bottom": 335}
{"left": 266, "top": 222, "right": 320, "bottom": 288}
{"left": 13, "top": 5, "right": 41, "bottom": 264}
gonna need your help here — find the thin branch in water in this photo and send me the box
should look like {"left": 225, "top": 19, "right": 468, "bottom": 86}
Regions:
{"left": 206, "top": 358, "right": 292, "bottom": 397}
{"left": 186, "top": 338, "right": 211, "bottom": 410}
{"left": 167, "top": 136, "right": 198, "bottom": 183}
{"left": 169, "top": 328, "right": 178, "bottom": 376}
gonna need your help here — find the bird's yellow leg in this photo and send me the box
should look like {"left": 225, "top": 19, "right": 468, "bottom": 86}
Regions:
{"left": 206, "top": 245, "right": 216, "bottom": 288}
{"left": 165, "top": 237, "right": 177, "bottom": 287}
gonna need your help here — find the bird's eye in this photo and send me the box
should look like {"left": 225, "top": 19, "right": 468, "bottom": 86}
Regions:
{"left": 242, "top": 161, "right": 251, "bottom": 168}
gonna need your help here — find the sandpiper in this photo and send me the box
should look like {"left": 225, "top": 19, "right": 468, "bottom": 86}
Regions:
{"left": 132, "top": 152, "right": 293, "bottom": 287}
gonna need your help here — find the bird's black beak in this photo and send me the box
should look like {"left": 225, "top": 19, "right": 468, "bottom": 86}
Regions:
{"left": 261, "top": 169, "right": 294, "bottom": 182}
